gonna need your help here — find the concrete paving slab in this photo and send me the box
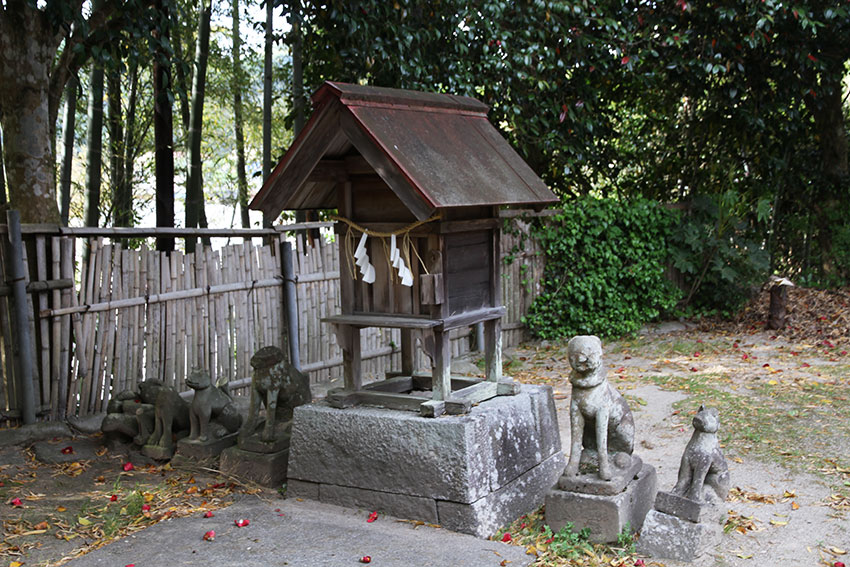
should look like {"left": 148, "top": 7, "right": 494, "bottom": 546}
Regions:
{"left": 65, "top": 495, "right": 532, "bottom": 567}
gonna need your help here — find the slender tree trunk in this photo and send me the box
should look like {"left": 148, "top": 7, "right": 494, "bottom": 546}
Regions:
{"left": 172, "top": 22, "right": 192, "bottom": 134}
{"left": 122, "top": 60, "right": 139, "bottom": 226}
{"left": 262, "top": 0, "right": 273, "bottom": 227}
{"left": 154, "top": 0, "right": 175, "bottom": 252}
{"left": 232, "top": 0, "right": 249, "bottom": 228}
{"left": 107, "top": 66, "right": 128, "bottom": 226}
{"left": 0, "top": 113, "right": 6, "bottom": 205}
{"left": 185, "top": 0, "right": 212, "bottom": 253}
{"left": 84, "top": 61, "right": 105, "bottom": 229}
{"left": 59, "top": 78, "right": 76, "bottom": 226}
{"left": 290, "top": 0, "right": 305, "bottom": 137}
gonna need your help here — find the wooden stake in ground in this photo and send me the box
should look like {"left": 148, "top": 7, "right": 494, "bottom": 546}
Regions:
{"left": 767, "top": 276, "right": 794, "bottom": 330}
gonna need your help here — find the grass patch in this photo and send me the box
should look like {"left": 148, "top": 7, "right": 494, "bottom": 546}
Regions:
{"left": 494, "top": 508, "right": 637, "bottom": 566}
{"left": 642, "top": 372, "right": 850, "bottom": 484}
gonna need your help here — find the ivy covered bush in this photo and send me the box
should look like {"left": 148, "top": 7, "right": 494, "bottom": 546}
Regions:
{"left": 523, "top": 198, "right": 680, "bottom": 339}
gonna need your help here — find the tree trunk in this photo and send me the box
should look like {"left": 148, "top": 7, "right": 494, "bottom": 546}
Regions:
{"left": 262, "top": 0, "right": 273, "bottom": 227}
{"left": 0, "top": 10, "right": 61, "bottom": 224}
{"left": 84, "top": 61, "right": 105, "bottom": 229}
{"left": 153, "top": 0, "right": 175, "bottom": 252}
{"left": 59, "top": 78, "right": 77, "bottom": 226}
{"left": 122, "top": 60, "right": 139, "bottom": 226}
{"left": 807, "top": 80, "right": 849, "bottom": 277}
{"left": 0, "top": 112, "right": 6, "bottom": 205}
{"left": 107, "top": 66, "right": 128, "bottom": 226}
{"left": 232, "top": 0, "right": 250, "bottom": 228}
{"left": 185, "top": 0, "right": 212, "bottom": 253}
{"left": 172, "top": 22, "right": 192, "bottom": 134}
{"left": 290, "top": 0, "right": 305, "bottom": 137}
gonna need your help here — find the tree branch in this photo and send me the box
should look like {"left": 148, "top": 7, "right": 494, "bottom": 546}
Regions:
{"left": 49, "top": 0, "right": 125, "bottom": 126}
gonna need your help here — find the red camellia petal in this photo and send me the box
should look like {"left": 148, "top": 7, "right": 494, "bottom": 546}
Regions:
{"left": 125, "top": 564, "right": 135, "bottom": 567}
{"left": 501, "top": 532, "right": 512, "bottom": 542}
{"left": 123, "top": 462, "right": 134, "bottom": 472}
{"left": 635, "top": 560, "right": 646, "bottom": 567}
{"left": 110, "top": 495, "right": 118, "bottom": 502}
{"left": 360, "top": 556, "right": 371, "bottom": 564}
{"left": 203, "top": 530, "right": 215, "bottom": 541}
{"left": 61, "top": 446, "right": 74, "bottom": 454}
{"left": 235, "top": 518, "right": 250, "bottom": 527}
{"left": 366, "top": 511, "right": 378, "bottom": 523}
{"left": 204, "top": 511, "right": 214, "bottom": 518}
{"left": 10, "top": 497, "right": 22, "bottom": 507}
{"left": 834, "top": 562, "right": 846, "bottom": 567}
{"left": 142, "top": 504, "right": 151, "bottom": 512}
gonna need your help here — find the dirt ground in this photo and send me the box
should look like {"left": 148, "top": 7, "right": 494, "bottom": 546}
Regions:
{"left": 503, "top": 321, "right": 850, "bottom": 566}
{"left": 2, "top": 288, "right": 849, "bottom": 566}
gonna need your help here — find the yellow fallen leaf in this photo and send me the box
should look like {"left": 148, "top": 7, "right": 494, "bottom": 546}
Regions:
{"left": 736, "top": 552, "right": 753, "bottom": 559}
{"left": 11, "top": 561, "right": 24, "bottom": 567}
{"left": 143, "top": 493, "right": 154, "bottom": 503}
{"left": 525, "top": 545, "right": 538, "bottom": 556}
{"left": 830, "top": 547, "right": 847, "bottom": 555}
{"left": 56, "top": 506, "right": 67, "bottom": 512}
{"left": 33, "top": 521, "right": 49, "bottom": 530}
{"left": 791, "top": 501, "right": 800, "bottom": 510}
{"left": 770, "top": 519, "right": 788, "bottom": 526}
{"left": 78, "top": 517, "right": 92, "bottom": 526}
{"left": 767, "top": 379, "right": 778, "bottom": 386}
{"left": 733, "top": 457, "right": 744, "bottom": 463}
{"left": 783, "top": 490, "right": 796, "bottom": 498}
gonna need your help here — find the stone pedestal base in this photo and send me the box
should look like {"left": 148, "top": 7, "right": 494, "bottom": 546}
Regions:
{"left": 171, "top": 433, "right": 238, "bottom": 467}
{"left": 220, "top": 446, "right": 290, "bottom": 488}
{"left": 141, "top": 444, "right": 176, "bottom": 461}
{"left": 545, "top": 463, "right": 657, "bottom": 543}
{"left": 636, "top": 508, "right": 723, "bottom": 561}
{"left": 287, "top": 384, "right": 564, "bottom": 538}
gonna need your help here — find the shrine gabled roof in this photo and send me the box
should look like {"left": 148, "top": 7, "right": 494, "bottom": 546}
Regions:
{"left": 249, "top": 81, "right": 558, "bottom": 221}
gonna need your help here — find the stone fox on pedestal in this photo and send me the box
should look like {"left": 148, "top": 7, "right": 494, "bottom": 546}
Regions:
{"left": 672, "top": 404, "right": 730, "bottom": 502}
{"left": 564, "top": 335, "right": 635, "bottom": 481}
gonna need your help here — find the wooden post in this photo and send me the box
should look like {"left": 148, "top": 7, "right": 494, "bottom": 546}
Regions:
{"left": 400, "top": 328, "right": 414, "bottom": 375}
{"left": 340, "top": 324, "right": 361, "bottom": 391}
{"left": 6, "top": 210, "right": 36, "bottom": 424}
{"left": 432, "top": 329, "right": 451, "bottom": 400}
{"left": 281, "top": 240, "right": 302, "bottom": 371}
{"left": 484, "top": 318, "right": 502, "bottom": 382}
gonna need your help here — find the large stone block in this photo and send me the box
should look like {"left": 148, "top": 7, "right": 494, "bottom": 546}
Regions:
{"left": 319, "top": 484, "right": 440, "bottom": 524}
{"left": 287, "top": 384, "right": 563, "bottom": 537}
{"left": 654, "top": 490, "right": 724, "bottom": 524}
{"left": 545, "top": 463, "right": 657, "bottom": 543}
{"left": 288, "top": 384, "right": 561, "bottom": 504}
{"left": 220, "top": 446, "right": 289, "bottom": 488}
{"left": 437, "top": 452, "right": 565, "bottom": 538}
{"left": 636, "top": 509, "right": 723, "bottom": 561}
{"left": 172, "top": 433, "right": 237, "bottom": 468}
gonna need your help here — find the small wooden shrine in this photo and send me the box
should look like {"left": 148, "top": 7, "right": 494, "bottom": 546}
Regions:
{"left": 250, "top": 82, "right": 557, "bottom": 416}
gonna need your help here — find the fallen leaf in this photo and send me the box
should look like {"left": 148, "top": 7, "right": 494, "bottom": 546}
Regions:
{"left": 525, "top": 545, "right": 538, "bottom": 556}
{"left": 791, "top": 501, "right": 800, "bottom": 510}
{"left": 830, "top": 547, "right": 847, "bottom": 555}
{"left": 10, "top": 562, "right": 23, "bottom": 567}
{"left": 769, "top": 519, "right": 788, "bottom": 526}
{"left": 78, "top": 517, "right": 91, "bottom": 526}
{"left": 56, "top": 506, "right": 66, "bottom": 512}
{"left": 33, "top": 521, "right": 49, "bottom": 530}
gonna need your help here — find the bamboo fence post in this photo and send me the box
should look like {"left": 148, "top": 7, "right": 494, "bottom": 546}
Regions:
{"left": 35, "top": 237, "right": 51, "bottom": 413}
{"left": 6, "top": 211, "right": 36, "bottom": 424}
{"left": 50, "top": 237, "right": 62, "bottom": 419}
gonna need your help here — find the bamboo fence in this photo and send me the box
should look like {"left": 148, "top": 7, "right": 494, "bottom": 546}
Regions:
{"left": 0, "top": 217, "right": 544, "bottom": 426}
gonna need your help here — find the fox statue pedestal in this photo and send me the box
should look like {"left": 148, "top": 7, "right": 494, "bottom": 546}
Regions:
{"left": 545, "top": 336, "right": 656, "bottom": 543}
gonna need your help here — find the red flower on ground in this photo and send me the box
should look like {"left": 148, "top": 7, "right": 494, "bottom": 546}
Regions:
{"left": 61, "top": 446, "right": 74, "bottom": 454}
{"left": 10, "top": 497, "right": 23, "bottom": 507}
{"left": 122, "top": 462, "right": 134, "bottom": 472}
{"left": 360, "top": 556, "right": 372, "bottom": 564}
{"left": 235, "top": 518, "right": 250, "bottom": 527}
{"left": 203, "top": 530, "right": 215, "bottom": 541}
{"left": 366, "top": 511, "right": 378, "bottom": 523}
{"left": 110, "top": 495, "right": 118, "bottom": 502}
{"left": 501, "top": 532, "right": 512, "bottom": 542}
{"left": 142, "top": 504, "right": 151, "bottom": 512}
{"left": 204, "top": 511, "right": 214, "bottom": 518}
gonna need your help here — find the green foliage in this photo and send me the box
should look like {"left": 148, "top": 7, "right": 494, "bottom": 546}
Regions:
{"left": 669, "top": 192, "right": 770, "bottom": 315}
{"left": 541, "top": 522, "right": 593, "bottom": 559}
{"left": 616, "top": 523, "right": 636, "bottom": 555}
{"left": 524, "top": 198, "right": 680, "bottom": 339}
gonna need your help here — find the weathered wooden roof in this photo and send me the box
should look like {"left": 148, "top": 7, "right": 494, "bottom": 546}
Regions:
{"left": 249, "top": 82, "right": 558, "bottom": 220}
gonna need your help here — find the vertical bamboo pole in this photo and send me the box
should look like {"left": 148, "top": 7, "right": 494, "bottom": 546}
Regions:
{"left": 5, "top": 211, "right": 36, "bottom": 424}
{"left": 34, "top": 237, "right": 52, "bottom": 414}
